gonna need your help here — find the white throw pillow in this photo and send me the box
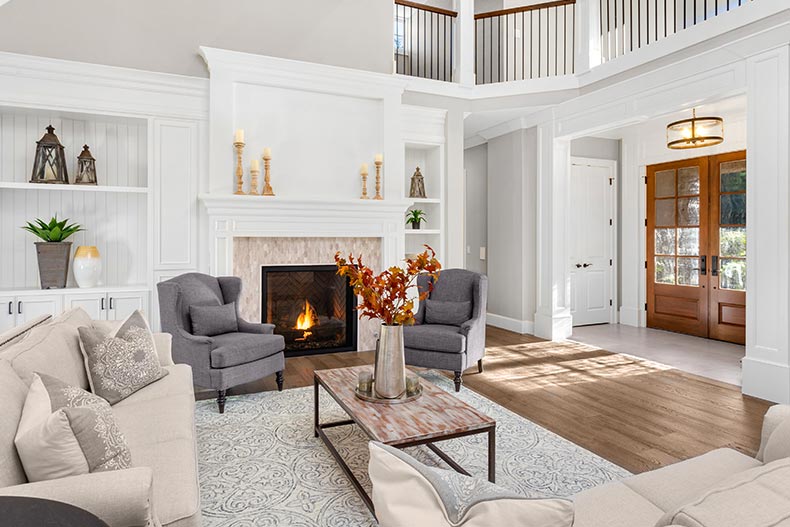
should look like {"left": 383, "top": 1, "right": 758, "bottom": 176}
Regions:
{"left": 369, "top": 442, "right": 574, "bottom": 527}
{"left": 14, "top": 373, "right": 132, "bottom": 482}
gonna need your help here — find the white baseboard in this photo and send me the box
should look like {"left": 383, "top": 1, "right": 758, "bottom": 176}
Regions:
{"left": 743, "top": 357, "right": 790, "bottom": 404}
{"left": 486, "top": 313, "right": 535, "bottom": 335}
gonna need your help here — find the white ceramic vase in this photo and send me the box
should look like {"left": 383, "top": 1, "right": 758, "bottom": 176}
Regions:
{"left": 73, "top": 246, "right": 102, "bottom": 288}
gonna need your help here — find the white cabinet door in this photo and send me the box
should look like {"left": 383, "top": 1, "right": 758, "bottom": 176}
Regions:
{"left": 64, "top": 293, "right": 108, "bottom": 321}
{"left": 109, "top": 292, "right": 149, "bottom": 321}
{"left": 0, "top": 296, "right": 16, "bottom": 333}
{"left": 18, "top": 295, "right": 62, "bottom": 324}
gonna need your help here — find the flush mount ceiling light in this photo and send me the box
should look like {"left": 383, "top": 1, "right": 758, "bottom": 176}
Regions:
{"left": 666, "top": 108, "right": 724, "bottom": 150}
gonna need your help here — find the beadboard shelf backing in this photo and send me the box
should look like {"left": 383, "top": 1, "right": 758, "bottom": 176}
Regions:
{"left": 0, "top": 108, "right": 148, "bottom": 188}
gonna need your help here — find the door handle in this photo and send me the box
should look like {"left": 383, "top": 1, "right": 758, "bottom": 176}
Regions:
{"left": 712, "top": 256, "right": 719, "bottom": 277}
{"left": 583, "top": 263, "right": 592, "bottom": 268}
{"left": 17, "top": 301, "right": 22, "bottom": 314}
{"left": 101, "top": 297, "right": 105, "bottom": 311}
{"left": 7, "top": 301, "right": 12, "bottom": 315}
{"left": 575, "top": 263, "right": 582, "bottom": 268}
{"left": 700, "top": 256, "right": 707, "bottom": 276}
{"left": 109, "top": 297, "right": 114, "bottom": 310}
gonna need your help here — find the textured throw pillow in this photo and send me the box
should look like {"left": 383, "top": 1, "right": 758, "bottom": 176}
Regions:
{"left": 190, "top": 302, "right": 239, "bottom": 337}
{"left": 655, "top": 458, "right": 790, "bottom": 527}
{"left": 14, "top": 373, "right": 131, "bottom": 482}
{"left": 424, "top": 300, "right": 473, "bottom": 326}
{"left": 78, "top": 310, "right": 168, "bottom": 405}
{"left": 369, "top": 442, "right": 574, "bottom": 527}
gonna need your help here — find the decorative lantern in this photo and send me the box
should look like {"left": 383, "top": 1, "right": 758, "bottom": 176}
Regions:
{"left": 75, "top": 145, "right": 97, "bottom": 185}
{"left": 666, "top": 109, "right": 724, "bottom": 150}
{"left": 30, "top": 125, "right": 69, "bottom": 184}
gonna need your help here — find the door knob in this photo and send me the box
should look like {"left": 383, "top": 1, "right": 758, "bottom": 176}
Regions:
{"left": 582, "top": 263, "right": 592, "bottom": 268}
{"left": 575, "top": 263, "right": 582, "bottom": 268}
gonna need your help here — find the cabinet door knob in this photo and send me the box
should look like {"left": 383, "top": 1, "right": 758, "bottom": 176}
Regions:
{"left": 109, "top": 297, "right": 114, "bottom": 310}
{"left": 17, "top": 301, "right": 22, "bottom": 314}
{"left": 101, "top": 297, "right": 105, "bottom": 311}
{"left": 7, "top": 301, "right": 12, "bottom": 315}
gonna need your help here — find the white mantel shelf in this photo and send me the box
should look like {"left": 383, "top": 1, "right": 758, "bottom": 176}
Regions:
{"left": 199, "top": 194, "right": 412, "bottom": 216}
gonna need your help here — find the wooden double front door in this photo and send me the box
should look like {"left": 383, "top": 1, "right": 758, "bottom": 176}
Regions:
{"left": 647, "top": 151, "right": 746, "bottom": 344}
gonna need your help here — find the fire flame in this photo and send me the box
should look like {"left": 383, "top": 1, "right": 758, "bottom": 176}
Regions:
{"left": 295, "top": 300, "right": 318, "bottom": 330}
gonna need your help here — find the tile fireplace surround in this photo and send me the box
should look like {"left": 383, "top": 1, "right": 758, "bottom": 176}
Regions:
{"left": 199, "top": 195, "right": 410, "bottom": 352}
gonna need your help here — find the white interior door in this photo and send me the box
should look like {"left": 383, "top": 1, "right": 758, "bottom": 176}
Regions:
{"left": 569, "top": 159, "right": 615, "bottom": 326}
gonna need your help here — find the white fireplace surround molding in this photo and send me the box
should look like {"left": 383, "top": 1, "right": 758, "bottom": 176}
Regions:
{"left": 200, "top": 195, "right": 410, "bottom": 276}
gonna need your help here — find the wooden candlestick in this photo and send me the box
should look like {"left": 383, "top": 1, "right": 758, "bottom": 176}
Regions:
{"left": 360, "top": 165, "right": 370, "bottom": 199}
{"left": 233, "top": 141, "right": 245, "bottom": 195}
{"left": 249, "top": 164, "right": 260, "bottom": 196}
{"left": 374, "top": 159, "right": 383, "bottom": 200}
{"left": 262, "top": 153, "right": 275, "bottom": 196}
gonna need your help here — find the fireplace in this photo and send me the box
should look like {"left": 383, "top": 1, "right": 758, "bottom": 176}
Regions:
{"left": 261, "top": 265, "right": 357, "bottom": 356}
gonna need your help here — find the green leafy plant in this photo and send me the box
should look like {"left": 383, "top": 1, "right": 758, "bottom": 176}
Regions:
{"left": 22, "top": 216, "right": 83, "bottom": 242}
{"left": 405, "top": 209, "right": 427, "bottom": 226}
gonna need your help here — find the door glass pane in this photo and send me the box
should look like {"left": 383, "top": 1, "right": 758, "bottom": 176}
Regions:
{"left": 677, "top": 166, "right": 700, "bottom": 195}
{"left": 721, "top": 194, "right": 746, "bottom": 225}
{"left": 678, "top": 228, "right": 699, "bottom": 256}
{"left": 655, "top": 257, "right": 676, "bottom": 284}
{"left": 655, "top": 228, "right": 676, "bottom": 255}
{"left": 655, "top": 199, "right": 675, "bottom": 226}
{"left": 655, "top": 169, "right": 676, "bottom": 198}
{"left": 720, "top": 227, "right": 746, "bottom": 257}
{"left": 720, "top": 258, "right": 746, "bottom": 291}
{"left": 677, "top": 257, "right": 700, "bottom": 286}
{"left": 677, "top": 197, "right": 700, "bottom": 226}
{"left": 720, "top": 160, "right": 746, "bottom": 192}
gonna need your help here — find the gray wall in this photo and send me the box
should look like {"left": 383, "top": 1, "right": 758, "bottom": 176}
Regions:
{"left": 0, "top": 0, "right": 393, "bottom": 77}
{"left": 464, "top": 144, "right": 488, "bottom": 275}
{"left": 486, "top": 128, "right": 537, "bottom": 323}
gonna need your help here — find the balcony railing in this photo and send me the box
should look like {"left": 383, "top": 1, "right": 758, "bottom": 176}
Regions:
{"left": 475, "top": 0, "right": 577, "bottom": 84}
{"left": 394, "top": 0, "right": 457, "bottom": 82}
{"left": 599, "top": 0, "right": 756, "bottom": 62}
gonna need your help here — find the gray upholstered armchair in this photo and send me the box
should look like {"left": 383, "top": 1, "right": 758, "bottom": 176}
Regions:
{"left": 403, "top": 269, "right": 488, "bottom": 392}
{"left": 157, "top": 273, "right": 286, "bottom": 413}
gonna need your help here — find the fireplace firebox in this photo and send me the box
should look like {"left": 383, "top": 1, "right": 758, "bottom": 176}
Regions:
{"left": 261, "top": 265, "right": 357, "bottom": 356}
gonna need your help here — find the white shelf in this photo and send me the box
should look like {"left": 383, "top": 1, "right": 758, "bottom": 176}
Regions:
{"left": 0, "top": 182, "right": 149, "bottom": 194}
{"left": 0, "top": 285, "right": 151, "bottom": 295}
{"left": 405, "top": 229, "right": 441, "bottom": 235}
{"left": 407, "top": 197, "right": 441, "bottom": 204}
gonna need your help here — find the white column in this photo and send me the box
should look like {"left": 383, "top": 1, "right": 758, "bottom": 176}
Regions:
{"left": 742, "top": 45, "right": 790, "bottom": 404}
{"left": 574, "top": 0, "right": 602, "bottom": 75}
{"left": 455, "top": 0, "right": 475, "bottom": 86}
{"left": 534, "top": 120, "right": 573, "bottom": 340}
{"left": 618, "top": 136, "right": 643, "bottom": 327}
{"left": 445, "top": 106, "right": 466, "bottom": 268}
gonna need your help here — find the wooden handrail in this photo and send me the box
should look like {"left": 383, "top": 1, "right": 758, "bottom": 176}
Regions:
{"left": 475, "top": 0, "right": 575, "bottom": 20}
{"left": 395, "top": 0, "right": 458, "bottom": 18}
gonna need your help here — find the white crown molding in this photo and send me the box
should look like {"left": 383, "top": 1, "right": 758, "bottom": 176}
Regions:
{"left": 401, "top": 105, "right": 447, "bottom": 144}
{"left": 0, "top": 51, "right": 208, "bottom": 120}
{"left": 200, "top": 46, "right": 407, "bottom": 101}
{"left": 464, "top": 135, "right": 487, "bottom": 150}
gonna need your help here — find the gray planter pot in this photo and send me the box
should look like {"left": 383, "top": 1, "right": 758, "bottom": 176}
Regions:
{"left": 410, "top": 221, "right": 422, "bottom": 230}
{"left": 34, "top": 241, "right": 72, "bottom": 289}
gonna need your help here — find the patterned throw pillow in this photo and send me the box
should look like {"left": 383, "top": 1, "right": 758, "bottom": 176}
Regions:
{"left": 369, "top": 442, "right": 574, "bottom": 527}
{"left": 14, "top": 373, "right": 132, "bottom": 482}
{"left": 78, "top": 310, "right": 168, "bottom": 405}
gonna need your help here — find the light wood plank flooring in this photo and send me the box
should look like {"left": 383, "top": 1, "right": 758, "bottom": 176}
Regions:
{"left": 199, "top": 325, "right": 771, "bottom": 474}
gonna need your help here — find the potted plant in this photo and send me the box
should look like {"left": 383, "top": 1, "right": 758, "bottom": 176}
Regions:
{"left": 22, "top": 216, "right": 83, "bottom": 289}
{"left": 406, "top": 209, "right": 427, "bottom": 230}
{"left": 335, "top": 246, "right": 441, "bottom": 399}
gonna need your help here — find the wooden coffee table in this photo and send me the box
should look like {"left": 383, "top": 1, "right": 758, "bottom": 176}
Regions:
{"left": 314, "top": 365, "right": 496, "bottom": 513}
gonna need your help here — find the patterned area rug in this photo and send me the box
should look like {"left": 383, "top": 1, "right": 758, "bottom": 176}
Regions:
{"left": 195, "top": 371, "right": 630, "bottom": 526}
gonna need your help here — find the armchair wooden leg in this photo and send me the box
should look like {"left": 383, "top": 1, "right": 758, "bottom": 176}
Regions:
{"left": 276, "top": 370, "right": 284, "bottom": 392}
{"left": 217, "top": 390, "right": 227, "bottom": 414}
{"left": 453, "top": 371, "right": 462, "bottom": 392}
{"left": 478, "top": 359, "right": 484, "bottom": 374}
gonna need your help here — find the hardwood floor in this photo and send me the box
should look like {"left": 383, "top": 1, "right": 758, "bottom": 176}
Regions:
{"left": 200, "top": 325, "right": 771, "bottom": 474}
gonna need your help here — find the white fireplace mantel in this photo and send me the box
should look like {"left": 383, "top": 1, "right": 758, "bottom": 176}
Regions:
{"left": 199, "top": 194, "right": 410, "bottom": 275}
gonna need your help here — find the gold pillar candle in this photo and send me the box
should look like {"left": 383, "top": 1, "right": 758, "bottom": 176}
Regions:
{"left": 249, "top": 159, "right": 260, "bottom": 195}
{"left": 233, "top": 140, "right": 245, "bottom": 195}
{"left": 374, "top": 156, "right": 383, "bottom": 200}
{"left": 360, "top": 163, "right": 370, "bottom": 199}
{"left": 262, "top": 149, "right": 275, "bottom": 196}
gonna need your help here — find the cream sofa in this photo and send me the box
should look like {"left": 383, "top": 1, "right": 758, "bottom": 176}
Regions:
{"left": 371, "top": 404, "right": 790, "bottom": 527}
{"left": 0, "top": 308, "right": 201, "bottom": 527}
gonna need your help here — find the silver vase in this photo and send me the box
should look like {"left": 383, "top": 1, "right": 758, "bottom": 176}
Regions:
{"left": 374, "top": 324, "right": 406, "bottom": 399}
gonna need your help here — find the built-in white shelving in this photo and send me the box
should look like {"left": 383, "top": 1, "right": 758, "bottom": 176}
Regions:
{"left": 404, "top": 140, "right": 445, "bottom": 260}
{"left": 405, "top": 229, "right": 441, "bottom": 235}
{"left": 0, "top": 182, "right": 149, "bottom": 194}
